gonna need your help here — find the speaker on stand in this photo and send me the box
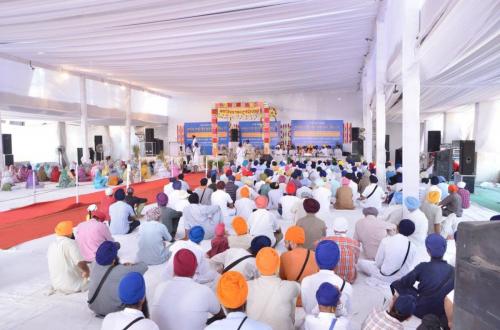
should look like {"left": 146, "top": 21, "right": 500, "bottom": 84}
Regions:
{"left": 2, "top": 134, "right": 14, "bottom": 166}
{"left": 459, "top": 140, "right": 476, "bottom": 175}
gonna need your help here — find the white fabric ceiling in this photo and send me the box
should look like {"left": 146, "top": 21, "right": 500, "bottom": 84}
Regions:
{"left": 0, "top": 0, "right": 378, "bottom": 95}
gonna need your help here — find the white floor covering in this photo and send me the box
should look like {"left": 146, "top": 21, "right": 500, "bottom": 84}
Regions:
{"left": 0, "top": 200, "right": 496, "bottom": 330}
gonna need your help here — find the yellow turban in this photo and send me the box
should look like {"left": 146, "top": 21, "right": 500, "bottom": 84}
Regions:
{"left": 427, "top": 191, "right": 440, "bottom": 205}
{"left": 55, "top": 220, "right": 73, "bottom": 236}
{"left": 216, "top": 271, "right": 248, "bottom": 309}
{"left": 256, "top": 247, "right": 280, "bottom": 275}
{"left": 285, "top": 226, "right": 305, "bottom": 244}
{"left": 232, "top": 216, "right": 248, "bottom": 236}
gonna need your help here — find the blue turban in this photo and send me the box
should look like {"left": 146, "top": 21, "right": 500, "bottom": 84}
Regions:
{"left": 227, "top": 175, "right": 235, "bottom": 182}
{"left": 264, "top": 169, "right": 274, "bottom": 177}
{"left": 242, "top": 160, "right": 249, "bottom": 166}
{"left": 393, "top": 191, "right": 403, "bottom": 205}
{"left": 431, "top": 176, "right": 440, "bottom": 185}
{"left": 395, "top": 295, "right": 417, "bottom": 317}
{"left": 114, "top": 188, "right": 125, "bottom": 201}
{"left": 189, "top": 226, "right": 205, "bottom": 244}
{"left": 119, "top": 272, "right": 145, "bottom": 305}
{"left": 399, "top": 219, "right": 416, "bottom": 236}
{"left": 250, "top": 235, "right": 272, "bottom": 255}
{"left": 438, "top": 176, "right": 446, "bottom": 183}
{"left": 96, "top": 241, "right": 120, "bottom": 266}
{"left": 426, "top": 233, "right": 447, "bottom": 258}
{"left": 341, "top": 170, "right": 348, "bottom": 177}
{"left": 319, "top": 170, "right": 327, "bottom": 178}
{"left": 279, "top": 161, "right": 286, "bottom": 166}
{"left": 316, "top": 282, "right": 340, "bottom": 307}
{"left": 173, "top": 181, "right": 182, "bottom": 190}
{"left": 404, "top": 196, "right": 420, "bottom": 211}
{"left": 490, "top": 215, "right": 500, "bottom": 221}
{"left": 315, "top": 240, "right": 340, "bottom": 270}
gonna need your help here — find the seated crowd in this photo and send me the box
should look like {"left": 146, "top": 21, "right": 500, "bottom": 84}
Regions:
{"left": 46, "top": 157, "right": 483, "bottom": 330}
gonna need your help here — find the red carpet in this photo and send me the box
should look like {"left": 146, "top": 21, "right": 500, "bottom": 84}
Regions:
{"left": 0, "top": 172, "right": 205, "bottom": 249}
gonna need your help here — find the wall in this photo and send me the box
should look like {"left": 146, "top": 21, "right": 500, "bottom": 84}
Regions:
{"left": 386, "top": 122, "right": 402, "bottom": 164}
{"left": 473, "top": 100, "right": 500, "bottom": 183}
{"left": 443, "top": 105, "right": 475, "bottom": 143}
{"left": 167, "top": 90, "right": 363, "bottom": 153}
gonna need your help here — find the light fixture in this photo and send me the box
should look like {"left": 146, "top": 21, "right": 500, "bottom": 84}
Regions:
{"left": 37, "top": 51, "right": 45, "bottom": 55}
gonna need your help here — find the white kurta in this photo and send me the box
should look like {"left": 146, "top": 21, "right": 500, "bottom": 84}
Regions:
{"left": 235, "top": 197, "right": 256, "bottom": 221}
{"left": 312, "top": 186, "right": 332, "bottom": 220}
{"left": 236, "top": 147, "right": 246, "bottom": 166}
{"left": 247, "top": 209, "right": 279, "bottom": 246}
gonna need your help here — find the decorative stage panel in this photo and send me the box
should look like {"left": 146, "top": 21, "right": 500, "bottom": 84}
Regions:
{"left": 184, "top": 121, "right": 229, "bottom": 155}
{"left": 239, "top": 121, "right": 281, "bottom": 148}
{"left": 291, "top": 120, "right": 344, "bottom": 146}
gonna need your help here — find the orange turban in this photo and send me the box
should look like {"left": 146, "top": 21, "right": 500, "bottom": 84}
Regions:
{"left": 427, "top": 191, "right": 440, "bottom": 205}
{"left": 232, "top": 216, "right": 248, "bottom": 235}
{"left": 254, "top": 195, "right": 268, "bottom": 209}
{"left": 285, "top": 226, "right": 305, "bottom": 244}
{"left": 55, "top": 220, "right": 73, "bottom": 236}
{"left": 448, "top": 184, "right": 458, "bottom": 193}
{"left": 240, "top": 186, "right": 250, "bottom": 198}
{"left": 216, "top": 271, "right": 248, "bottom": 309}
{"left": 235, "top": 173, "right": 242, "bottom": 181}
{"left": 256, "top": 247, "right": 280, "bottom": 275}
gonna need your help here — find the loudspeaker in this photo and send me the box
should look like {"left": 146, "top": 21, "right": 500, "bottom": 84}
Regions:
{"left": 385, "top": 135, "right": 390, "bottom": 152}
{"left": 94, "top": 135, "right": 103, "bottom": 161}
{"left": 2, "top": 134, "right": 12, "bottom": 155}
{"left": 145, "top": 142, "right": 155, "bottom": 155}
{"left": 4, "top": 154, "right": 14, "bottom": 166}
{"left": 434, "top": 149, "right": 453, "bottom": 181}
{"left": 351, "top": 127, "right": 360, "bottom": 141}
{"left": 460, "top": 140, "right": 476, "bottom": 175}
{"left": 427, "top": 131, "right": 441, "bottom": 152}
{"left": 230, "top": 129, "right": 239, "bottom": 142}
{"left": 352, "top": 140, "right": 364, "bottom": 156}
{"left": 155, "top": 139, "right": 164, "bottom": 154}
{"left": 395, "top": 148, "right": 403, "bottom": 165}
{"left": 145, "top": 128, "right": 155, "bottom": 142}
{"left": 77, "top": 148, "right": 83, "bottom": 165}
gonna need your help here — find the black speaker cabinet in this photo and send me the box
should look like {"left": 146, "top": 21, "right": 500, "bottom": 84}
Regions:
{"left": 4, "top": 154, "right": 14, "bottom": 166}
{"left": 352, "top": 140, "right": 363, "bottom": 156}
{"left": 351, "top": 127, "right": 360, "bottom": 141}
{"left": 145, "top": 128, "right": 155, "bottom": 142}
{"left": 459, "top": 140, "right": 476, "bottom": 175}
{"left": 454, "top": 173, "right": 475, "bottom": 194}
{"left": 434, "top": 149, "right": 453, "bottom": 181}
{"left": 230, "top": 129, "right": 239, "bottom": 142}
{"left": 155, "top": 139, "right": 164, "bottom": 154}
{"left": 385, "top": 135, "right": 390, "bottom": 152}
{"left": 395, "top": 148, "right": 403, "bottom": 165}
{"left": 77, "top": 148, "right": 83, "bottom": 165}
{"left": 455, "top": 221, "right": 500, "bottom": 329}
{"left": 2, "top": 134, "right": 12, "bottom": 155}
{"left": 427, "top": 131, "right": 441, "bottom": 152}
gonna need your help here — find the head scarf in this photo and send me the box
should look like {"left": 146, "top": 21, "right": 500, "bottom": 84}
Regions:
{"left": 189, "top": 226, "right": 205, "bottom": 244}
{"left": 207, "top": 235, "right": 229, "bottom": 258}
{"left": 399, "top": 219, "right": 416, "bottom": 236}
{"left": 92, "top": 210, "right": 107, "bottom": 221}
{"left": 426, "top": 191, "right": 440, "bottom": 205}
{"left": 278, "top": 175, "right": 286, "bottom": 184}
{"left": 341, "top": 177, "right": 350, "bottom": 186}
{"left": 286, "top": 181, "right": 297, "bottom": 195}
{"left": 217, "top": 271, "right": 248, "bottom": 309}
{"left": 315, "top": 240, "right": 340, "bottom": 270}
{"left": 404, "top": 196, "right": 420, "bottom": 211}
{"left": 256, "top": 247, "right": 280, "bottom": 276}
{"left": 285, "top": 226, "right": 305, "bottom": 244}
{"left": 156, "top": 192, "right": 168, "bottom": 206}
{"left": 105, "top": 187, "right": 114, "bottom": 196}
{"left": 254, "top": 196, "right": 268, "bottom": 209}
{"left": 394, "top": 295, "right": 417, "bottom": 317}
{"left": 425, "top": 233, "right": 447, "bottom": 258}
{"left": 96, "top": 241, "right": 120, "bottom": 266}
{"left": 362, "top": 207, "right": 379, "bottom": 217}
{"left": 448, "top": 184, "right": 458, "bottom": 193}
{"left": 430, "top": 176, "right": 439, "bottom": 185}
{"left": 333, "top": 217, "right": 348, "bottom": 233}
{"left": 316, "top": 282, "right": 340, "bottom": 307}
{"left": 240, "top": 186, "right": 250, "bottom": 198}
{"left": 303, "top": 198, "right": 320, "bottom": 213}
{"left": 146, "top": 207, "right": 161, "bottom": 221}
{"left": 216, "top": 181, "right": 226, "bottom": 190}
{"left": 457, "top": 181, "right": 466, "bottom": 189}
{"left": 114, "top": 188, "right": 125, "bottom": 201}
{"left": 174, "top": 249, "right": 198, "bottom": 277}
{"left": 232, "top": 217, "right": 248, "bottom": 235}
{"left": 54, "top": 220, "right": 73, "bottom": 236}
{"left": 250, "top": 236, "right": 272, "bottom": 255}
{"left": 173, "top": 181, "right": 182, "bottom": 190}
{"left": 119, "top": 272, "right": 146, "bottom": 305}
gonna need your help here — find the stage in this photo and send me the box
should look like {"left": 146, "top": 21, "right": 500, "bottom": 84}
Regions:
{"left": 0, "top": 172, "right": 205, "bottom": 249}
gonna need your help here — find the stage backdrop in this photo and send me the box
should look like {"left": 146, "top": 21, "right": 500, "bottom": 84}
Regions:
{"left": 291, "top": 120, "right": 344, "bottom": 146}
{"left": 239, "top": 121, "right": 281, "bottom": 148}
{"left": 184, "top": 121, "right": 229, "bottom": 155}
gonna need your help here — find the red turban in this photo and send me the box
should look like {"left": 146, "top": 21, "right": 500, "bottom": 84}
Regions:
{"left": 303, "top": 198, "right": 320, "bottom": 213}
{"left": 173, "top": 249, "right": 197, "bottom": 277}
{"left": 286, "top": 181, "right": 297, "bottom": 195}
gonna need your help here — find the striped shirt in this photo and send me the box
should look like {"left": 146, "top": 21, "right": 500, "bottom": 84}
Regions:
{"left": 362, "top": 308, "right": 403, "bottom": 330}
{"left": 322, "top": 235, "right": 360, "bottom": 283}
{"left": 457, "top": 188, "right": 470, "bottom": 209}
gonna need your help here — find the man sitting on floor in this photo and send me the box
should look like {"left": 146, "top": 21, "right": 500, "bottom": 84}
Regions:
{"left": 88, "top": 241, "right": 148, "bottom": 317}
{"left": 75, "top": 210, "right": 113, "bottom": 262}
{"left": 48, "top": 220, "right": 90, "bottom": 294}
{"left": 136, "top": 207, "right": 172, "bottom": 265}
{"left": 228, "top": 216, "right": 253, "bottom": 250}
{"left": 101, "top": 272, "right": 159, "bottom": 330}
{"left": 248, "top": 196, "right": 281, "bottom": 247}
{"left": 151, "top": 249, "right": 221, "bottom": 329}
{"left": 305, "top": 282, "right": 349, "bottom": 330}
{"left": 353, "top": 207, "right": 393, "bottom": 260}
{"left": 206, "top": 271, "right": 272, "bottom": 329}
{"left": 124, "top": 187, "right": 148, "bottom": 217}
{"left": 109, "top": 188, "right": 140, "bottom": 235}
{"left": 362, "top": 295, "right": 417, "bottom": 330}
{"left": 296, "top": 198, "right": 327, "bottom": 250}
{"left": 280, "top": 226, "right": 319, "bottom": 283}
{"left": 182, "top": 193, "right": 223, "bottom": 240}
{"left": 156, "top": 192, "right": 182, "bottom": 239}
{"left": 193, "top": 177, "right": 213, "bottom": 205}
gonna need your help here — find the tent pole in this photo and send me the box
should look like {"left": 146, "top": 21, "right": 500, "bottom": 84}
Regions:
{"left": 79, "top": 76, "right": 90, "bottom": 164}
{"left": 375, "top": 19, "right": 386, "bottom": 188}
{"left": 125, "top": 87, "right": 132, "bottom": 162}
